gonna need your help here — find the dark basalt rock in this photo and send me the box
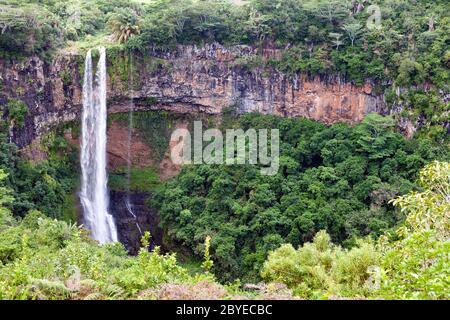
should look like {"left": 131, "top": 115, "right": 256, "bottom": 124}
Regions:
{"left": 109, "top": 191, "right": 164, "bottom": 255}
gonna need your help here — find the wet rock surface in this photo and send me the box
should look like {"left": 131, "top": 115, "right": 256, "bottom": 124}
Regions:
{"left": 109, "top": 191, "right": 164, "bottom": 255}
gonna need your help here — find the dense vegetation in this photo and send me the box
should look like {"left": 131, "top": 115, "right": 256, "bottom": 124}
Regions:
{"left": 1, "top": 157, "right": 448, "bottom": 299}
{"left": 152, "top": 112, "right": 448, "bottom": 282}
{"left": 0, "top": 110, "right": 78, "bottom": 221}
{"left": 262, "top": 161, "right": 449, "bottom": 299}
{"left": 3, "top": 0, "right": 449, "bottom": 87}
{"left": 0, "top": 193, "right": 221, "bottom": 299}
{"left": 0, "top": 0, "right": 449, "bottom": 300}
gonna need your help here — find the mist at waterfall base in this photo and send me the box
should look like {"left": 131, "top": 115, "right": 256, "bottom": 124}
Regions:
{"left": 80, "top": 47, "right": 118, "bottom": 244}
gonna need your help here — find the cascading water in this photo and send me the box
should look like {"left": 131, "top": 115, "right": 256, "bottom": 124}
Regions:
{"left": 125, "top": 53, "right": 143, "bottom": 237}
{"left": 80, "top": 47, "right": 118, "bottom": 244}
{"left": 125, "top": 109, "right": 143, "bottom": 237}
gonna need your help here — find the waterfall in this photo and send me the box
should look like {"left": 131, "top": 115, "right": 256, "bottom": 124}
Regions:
{"left": 80, "top": 47, "right": 118, "bottom": 244}
{"left": 125, "top": 53, "right": 143, "bottom": 237}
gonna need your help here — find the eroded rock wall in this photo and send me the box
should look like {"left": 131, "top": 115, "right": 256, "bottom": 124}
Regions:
{"left": 0, "top": 43, "right": 386, "bottom": 148}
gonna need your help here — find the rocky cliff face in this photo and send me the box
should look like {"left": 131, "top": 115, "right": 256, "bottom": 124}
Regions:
{"left": 0, "top": 43, "right": 386, "bottom": 148}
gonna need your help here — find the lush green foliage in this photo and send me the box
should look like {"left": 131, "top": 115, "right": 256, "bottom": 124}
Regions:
{"left": 107, "top": 7, "right": 141, "bottom": 44}
{"left": 376, "top": 161, "right": 450, "bottom": 299}
{"left": 2, "top": 0, "right": 449, "bottom": 137}
{"left": 0, "top": 1, "right": 63, "bottom": 59}
{"left": 1, "top": 159, "right": 447, "bottom": 300}
{"left": 3, "top": 99, "right": 29, "bottom": 129}
{"left": 152, "top": 112, "right": 448, "bottom": 282}
{"left": 127, "top": 0, "right": 449, "bottom": 91}
{"left": 109, "top": 167, "right": 160, "bottom": 193}
{"left": 0, "top": 172, "right": 261, "bottom": 300}
{"left": 0, "top": 0, "right": 139, "bottom": 58}
{"left": 0, "top": 210, "right": 212, "bottom": 299}
{"left": 3, "top": 0, "right": 449, "bottom": 88}
{"left": 261, "top": 161, "right": 450, "bottom": 299}
{"left": 0, "top": 118, "right": 78, "bottom": 221}
{"left": 1, "top": 0, "right": 449, "bottom": 300}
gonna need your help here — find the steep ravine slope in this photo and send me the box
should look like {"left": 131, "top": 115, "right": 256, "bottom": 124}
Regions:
{"left": 0, "top": 43, "right": 386, "bottom": 149}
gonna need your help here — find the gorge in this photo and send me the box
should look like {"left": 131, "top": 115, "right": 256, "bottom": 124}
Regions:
{"left": 0, "top": 44, "right": 390, "bottom": 251}
{"left": 79, "top": 47, "right": 117, "bottom": 244}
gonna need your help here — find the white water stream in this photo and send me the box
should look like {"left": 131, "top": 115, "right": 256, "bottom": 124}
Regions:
{"left": 80, "top": 47, "right": 118, "bottom": 244}
{"left": 125, "top": 53, "right": 143, "bottom": 237}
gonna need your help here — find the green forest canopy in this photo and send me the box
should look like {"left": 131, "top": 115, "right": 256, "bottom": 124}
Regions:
{"left": 152, "top": 112, "right": 449, "bottom": 282}
{"left": 1, "top": 0, "right": 449, "bottom": 88}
